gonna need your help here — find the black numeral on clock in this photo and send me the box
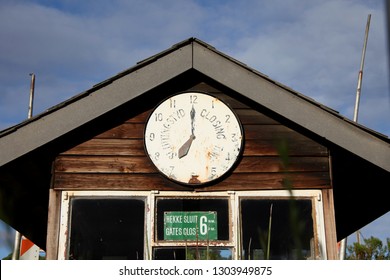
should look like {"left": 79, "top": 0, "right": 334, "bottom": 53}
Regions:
{"left": 190, "top": 95, "right": 198, "bottom": 104}
{"left": 155, "top": 113, "right": 163, "bottom": 121}
{"left": 170, "top": 99, "right": 176, "bottom": 108}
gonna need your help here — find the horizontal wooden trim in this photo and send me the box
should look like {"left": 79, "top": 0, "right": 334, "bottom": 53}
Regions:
{"left": 55, "top": 155, "right": 328, "bottom": 174}
{"left": 53, "top": 172, "right": 330, "bottom": 191}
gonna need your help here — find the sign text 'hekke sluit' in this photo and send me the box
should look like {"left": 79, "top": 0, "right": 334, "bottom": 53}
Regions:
{"left": 164, "top": 211, "right": 217, "bottom": 241}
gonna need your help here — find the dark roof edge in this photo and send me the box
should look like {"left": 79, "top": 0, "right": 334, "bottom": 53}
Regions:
{"left": 0, "top": 38, "right": 199, "bottom": 139}
{"left": 191, "top": 39, "right": 389, "bottom": 143}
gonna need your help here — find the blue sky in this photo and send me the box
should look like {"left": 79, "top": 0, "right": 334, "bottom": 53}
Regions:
{"left": 0, "top": 0, "right": 389, "bottom": 258}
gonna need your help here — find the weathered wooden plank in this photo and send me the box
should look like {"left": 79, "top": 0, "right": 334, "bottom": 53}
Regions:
{"left": 62, "top": 139, "right": 145, "bottom": 156}
{"left": 243, "top": 139, "right": 328, "bottom": 156}
{"left": 243, "top": 124, "right": 320, "bottom": 140}
{"left": 53, "top": 173, "right": 191, "bottom": 191}
{"left": 46, "top": 189, "right": 61, "bottom": 260}
{"left": 201, "top": 172, "right": 331, "bottom": 191}
{"left": 321, "top": 188, "right": 338, "bottom": 259}
{"left": 235, "top": 156, "right": 329, "bottom": 173}
{"left": 55, "top": 155, "right": 328, "bottom": 174}
{"left": 54, "top": 172, "right": 330, "bottom": 191}
{"left": 55, "top": 155, "right": 155, "bottom": 173}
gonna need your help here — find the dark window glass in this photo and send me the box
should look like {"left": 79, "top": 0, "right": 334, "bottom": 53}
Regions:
{"left": 240, "top": 198, "right": 315, "bottom": 260}
{"left": 68, "top": 198, "right": 145, "bottom": 260}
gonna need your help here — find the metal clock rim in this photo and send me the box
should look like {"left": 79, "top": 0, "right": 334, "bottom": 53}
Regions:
{"left": 143, "top": 90, "right": 245, "bottom": 187}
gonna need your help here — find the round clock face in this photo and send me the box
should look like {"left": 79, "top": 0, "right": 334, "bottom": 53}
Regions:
{"left": 144, "top": 91, "right": 244, "bottom": 185}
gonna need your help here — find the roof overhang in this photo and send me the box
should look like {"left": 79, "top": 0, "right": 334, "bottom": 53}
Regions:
{"left": 1, "top": 38, "right": 389, "bottom": 172}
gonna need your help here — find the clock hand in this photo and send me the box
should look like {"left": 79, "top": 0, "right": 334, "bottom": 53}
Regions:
{"left": 190, "top": 105, "right": 195, "bottom": 136}
{"left": 178, "top": 134, "right": 195, "bottom": 159}
{"left": 178, "top": 106, "right": 196, "bottom": 159}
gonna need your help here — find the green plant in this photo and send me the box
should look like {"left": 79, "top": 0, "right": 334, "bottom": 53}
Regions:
{"left": 346, "top": 236, "right": 390, "bottom": 260}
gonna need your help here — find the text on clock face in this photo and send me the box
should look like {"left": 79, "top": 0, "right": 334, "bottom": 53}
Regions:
{"left": 144, "top": 92, "right": 243, "bottom": 184}
{"left": 153, "top": 108, "right": 230, "bottom": 141}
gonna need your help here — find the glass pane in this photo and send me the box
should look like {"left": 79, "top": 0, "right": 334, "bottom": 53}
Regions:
{"left": 68, "top": 198, "right": 145, "bottom": 260}
{"left": 240, "top": 198, "right": 316, "bottom": 260}
{"left": 153, "top": 247, "right": 232, "bottom": 260}
{"left": 156, "top": 198, "right": 229, "bottom": 241}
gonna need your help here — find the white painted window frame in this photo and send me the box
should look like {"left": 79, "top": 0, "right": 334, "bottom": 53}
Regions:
{"left": 57, "top": 189, "right": 326, "bottom": 260}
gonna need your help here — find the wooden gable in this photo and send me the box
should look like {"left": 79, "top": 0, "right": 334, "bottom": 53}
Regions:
{"left": 52, "top": 81, "right": 331, "bottom": 192}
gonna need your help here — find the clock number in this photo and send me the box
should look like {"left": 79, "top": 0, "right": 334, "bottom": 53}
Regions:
{"left": 168, "top": 152, "right": 176, "bottom": 159}
{"left": 154, "top": 152, "right": 160, "bottom": 161}
{"left": 225, "top": 114, "right": 231, "bottom": 123}
{"left": 155, "top": 113, "right": 163, "bottom": 122}
{"left": 225, "top": 152, "right": 231, "bottom": 161}
{"left": 190, "top": 95, "right": 198, "bottom": 104}
{"left": 211, "top": 167, "right": 217, "bottom": 177}
{"left": 149, "top": 133, "right": 155, "bottom": 141}
{"left": 170, "top": 99, "right": 176, "bottom": 108}
{"left": 231, "top": 133, "right": 238, "bottom": 142}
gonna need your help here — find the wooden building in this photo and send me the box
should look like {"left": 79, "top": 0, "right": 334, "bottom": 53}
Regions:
{"left": 0, "top": 38, "right": 389, "bottom": 260}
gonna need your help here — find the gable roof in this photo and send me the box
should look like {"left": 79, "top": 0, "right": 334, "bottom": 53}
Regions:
{"left": 1, "top": 38, "right": 388, "bottom": 171}
{"left": 0, "top": 38, "right": 389, "bottom": 249}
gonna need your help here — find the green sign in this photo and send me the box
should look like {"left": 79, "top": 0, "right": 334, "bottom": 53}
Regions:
{"left": 164, "top": 211, "right": 218, "bottom": 241}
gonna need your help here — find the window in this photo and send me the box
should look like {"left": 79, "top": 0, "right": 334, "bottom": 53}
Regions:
{"left": 240, "top": 198, "right": 315, "bottom": 259}
{"left": 152, "top": 196, "right": 233, "bottom": 260}
{"left": 237, "top": 190, "right": 326, "bottom": 260}
{"left": 58, "top": 190, "right": 326, "bottom": 260}
{"left": 58, "top": 192, "right": 148, "bottom": 260}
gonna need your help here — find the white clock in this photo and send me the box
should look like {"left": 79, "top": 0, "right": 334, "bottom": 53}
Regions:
{"left": 144, "top": 91, "right": 244, "bottom": 185}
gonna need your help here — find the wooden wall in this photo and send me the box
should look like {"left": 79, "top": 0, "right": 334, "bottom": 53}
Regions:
{"left": 52, "top": 82, "right": 330, "bottom": 192}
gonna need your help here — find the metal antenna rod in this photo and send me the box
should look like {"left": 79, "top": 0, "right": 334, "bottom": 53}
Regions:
{"left": 28, "top": 73, "right": 35, "bottom": 118}
{"left": 353, "top": 14, "right": 371, "bottom": 122}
